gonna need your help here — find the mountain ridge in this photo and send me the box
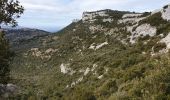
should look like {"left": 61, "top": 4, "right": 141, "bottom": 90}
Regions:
{"left": 5, "top": 3, "right": 170, "bottom": 99}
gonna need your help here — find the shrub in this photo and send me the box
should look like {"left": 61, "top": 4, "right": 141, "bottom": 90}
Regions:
{"left": 140, "top": 12, "right": 151, "bottom": 17}
{"left": 96, "top": 79, "right": 118, "bottom": 97}
{"left": 0, "top": 32, "right": 11, "bottom": 84}
{"left": 156, "top": 23, "right": 170, "bottom": 36}
{"left": 153, "top": 42, "right": 167, "bottom": 52}
{"left": 139, "top": 12, "right": 167, "bottom": 27}
{"left": 163, "top": 5, "right": 169, "bottom": 9}
{"left": 65, "top": 87, "right": 96, "bottom": 100}
{"left": 138, "top": 35, "right": 150, "bottom": 41}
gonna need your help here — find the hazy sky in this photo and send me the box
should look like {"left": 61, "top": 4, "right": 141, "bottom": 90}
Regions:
{"left": 17, "top": 0, "right": 170, "bottom": 32}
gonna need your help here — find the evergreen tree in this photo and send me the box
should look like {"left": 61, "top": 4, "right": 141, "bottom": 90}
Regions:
{"left": 0, "top": 31, "right": 10, "bottom": 84}
{"left": 0, "top": 0, "right": 24, "bottom": 84}
{"left": 0, "top": 0, "right": 24, "bottom": 26}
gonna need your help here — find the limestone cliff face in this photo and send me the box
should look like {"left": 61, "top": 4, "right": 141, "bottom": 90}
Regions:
{"left": 152, "top": 4, "right": 170, "bottom": 21}
{"left": 82, "top": 9, "right": 113, "bottom": 22}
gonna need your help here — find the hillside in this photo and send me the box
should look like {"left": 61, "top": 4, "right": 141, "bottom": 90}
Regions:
{"left": 6, "top": 4, "right": 170, "bottom": 100}
{"left": 2, "top": 28, "right": 50, "bottom": 52}
{"left": 5, "top": 28, "right": 50, "bottom": 44}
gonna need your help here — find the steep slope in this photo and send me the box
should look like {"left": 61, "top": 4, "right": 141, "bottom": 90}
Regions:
{"left": 8, "top": 4, "right": 170, "bottom": 100}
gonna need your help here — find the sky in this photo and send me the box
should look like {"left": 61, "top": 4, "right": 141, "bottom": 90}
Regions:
{"left": 17, "top": 0, "right": 170, "bottom": 32}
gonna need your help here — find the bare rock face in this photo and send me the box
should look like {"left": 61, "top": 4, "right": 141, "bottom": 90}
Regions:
{"left": 152, "top": 4, "right": 170, "bottom": 21}
{"left": 0, "top": 84, "right": 18, "bottom": 98}
{"left": 122, "top": 13, "right": 142, "bottom": 18}
{"left": 129, "top": 24, "right": 157, "bottom": 44}
{"left": 82, "top": 9, "right": 112, "bottom": 23}
{"left": 162, "top": 4, "right": 170, "bottom": 21}
{"left": 82, "top": 10, "right": 108, "bottom": 22}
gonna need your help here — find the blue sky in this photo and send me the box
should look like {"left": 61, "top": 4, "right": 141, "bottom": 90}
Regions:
{"left": 17, "top": 0, "right": 170, "bottom": 32}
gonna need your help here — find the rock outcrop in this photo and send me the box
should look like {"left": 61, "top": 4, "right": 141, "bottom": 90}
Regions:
{"left": 0, "top": 84, "right": 18, "bottom": 98}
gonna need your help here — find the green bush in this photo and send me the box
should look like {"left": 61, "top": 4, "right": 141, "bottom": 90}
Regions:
{"left": 96, "top": 79, "right": 118, "bottom": 97}
{"left": 139, "top": 12, "right": 151, "bottom": 17}
{"left": 0, "top": 32, "right": 11, "bottom": 84}
{"left": 157, "top": 23, "right": 170, "bottom": 35}
{"left": 139, "top": 12, "right": 167, "bottom": 27}
{"left": 64, "top": 87, "right": 96, "bottom": 100}
{"left": 154, "top": 42, "right": 166, "bottom": 52}
{"left": 163, "top": 5, "right": 169, "bottom": 9}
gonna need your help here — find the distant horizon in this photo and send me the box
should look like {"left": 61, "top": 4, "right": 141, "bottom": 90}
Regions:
{"left": 1, "top": 25, "right": 63, "bottom": 33}
{"left": 16, "top": 0, "right": 170, "bottom": 32}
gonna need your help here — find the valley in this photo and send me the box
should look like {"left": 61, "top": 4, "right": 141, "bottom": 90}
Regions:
{"left": 5, "top": 4, "right": 170, "bottom": 99}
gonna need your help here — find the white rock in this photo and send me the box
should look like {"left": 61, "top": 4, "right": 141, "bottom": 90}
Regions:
{"left": 84, "top": 67, "right": 91, "bottom": 76}
{"left": 135, "top": 24, "right": 156, "bottom": 36}
{"left": 105, "top": 28, "right": 118, "bottom": 35}
{"left": 82, "top": 11, "right": 108, "bottom": 22}
{"left": 70, "top": 77, "right": 84, "bottom": 88}
{"left": 0, "top": 84, "right": 18, "bottom": 97}
{"left": 89, "top": 43, "right": 96, "bottom": 50}
{"left": 65, "top": 85, "right": 69, "bottom": 88}
{"left": 162, "top": 5, "right": 170, "bottom": 21}
{"left": 89, "top": 42, "right": 109, "bottom": 50}
{"left": 60, "top": 63, "right": 76, "bottom": 75}
{"left": 60, "top": 63, "right": 69, "bottom": 74}
{"left": 103, "top": 18, "right": 113, "bottom": 22}
{"left": 89, "top": 25, "right": 104, "bottom": 34}
{"left": 71, "top": 82, "right": 76, "bottom": 87}
{"left": 142, "top": 52, "right": 146, "bottom": 54}
{"left": 52, "top": 36, "right": 59, "bottom": 40}
{"left": 6, "top": 84, "right": 18, "bottom": 93}
{"left": 98, "top": 75, "right": 104, "bottom": 79}
{"left": 150, "top": 4, "right": 170, "bottom": 21}
{"left": 105, "top": 68, "right": 109, "bottom": 73}
{"left": 91, "top": 64, "right": 98, "bottom": 71}
{"left": 151, "top": 4, "right": 170, "bottom": 21}
{"left": 95, "top": 42, "right": 108, "bottom": 50}
{"left": 76, "top": 77, "right": 84, "bottom": 83}
{"left": 31, "top": 48, "right": 42, "bottom": 57}
{"left": 45, "top": 48, "right": 57, "bottom": 54}
{"left": 31, "top": 48, "right": 39, "bottom": 51}
{"left": 118, "top": 17, "right": 145, "bottom": 24}
{"left": 122, "top": 13, "right": 142, "bottom": 18}
{"left": 73, "top": 29, "right": 76, "bottom": 32}
{"left": 126, "top": 24, "right": 138, "bottom": 33}
{"left": 92, "top": 35, "right": 97, "bottom": 39}
{"left": 160, "top": 33, "right": 170, "bottom": 49}
{"left": 79, "top": 69, "right": 85, "bottom": 73}
{"left": 159, "top": 34, "right": 164, "bottom": 37}
{"left": 97, "top": 11, "right": 108, "bottom": 16}
{"left": 130, "top": 24, "right": 157, "bottom": 43}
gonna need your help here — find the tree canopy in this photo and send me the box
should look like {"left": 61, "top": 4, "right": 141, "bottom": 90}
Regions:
{"left": 0, "top": 0, "right": 24, "bottom": 84}
{"left": 0, "top": 31, "right": 10, "bottom": 84}
{"left": 0, "top": 0, "right": 24, "bottom": 26}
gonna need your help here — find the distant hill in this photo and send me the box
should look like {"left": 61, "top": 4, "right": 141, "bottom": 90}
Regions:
{"left": 4, "top": 28, "right": 50, "bottom": 44}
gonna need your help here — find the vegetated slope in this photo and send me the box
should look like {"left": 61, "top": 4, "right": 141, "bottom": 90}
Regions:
{"left": 9, "top": 4, "right": 170, "bottom": 100}
{"left": 5, "top": 28, "right": 50, "bottom": 48}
